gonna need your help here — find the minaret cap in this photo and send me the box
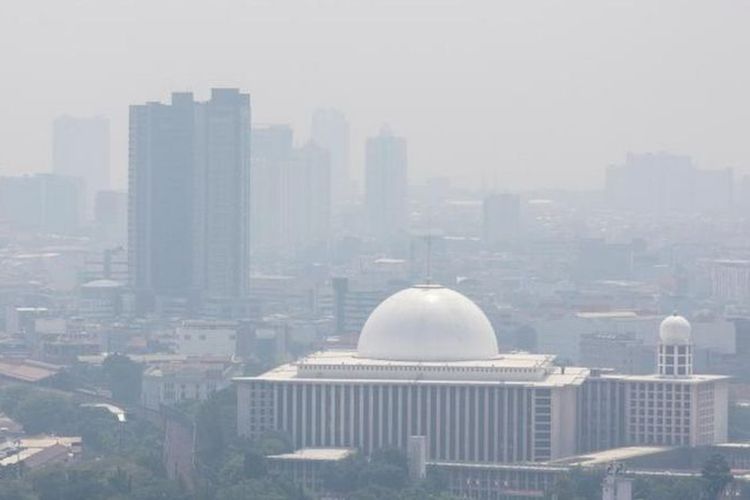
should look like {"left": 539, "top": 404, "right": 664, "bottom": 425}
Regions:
{"left": 659, "top": 314, "right": 692, "bottom": 345}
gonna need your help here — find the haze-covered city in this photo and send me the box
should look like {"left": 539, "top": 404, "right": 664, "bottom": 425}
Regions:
{"left": 1, "top": 1, "right": 750, "bottom": 499}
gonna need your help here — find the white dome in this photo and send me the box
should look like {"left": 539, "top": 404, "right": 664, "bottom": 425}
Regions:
{"left": 356, "top": 284, "right": 499, "bottom": 361}
{"left": 659, "top": 314, "right": 692, "bottom": 345}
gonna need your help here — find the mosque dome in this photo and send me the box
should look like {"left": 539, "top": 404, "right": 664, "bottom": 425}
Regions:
{"left": 356, "top": 284, "right": 499, "bottom": 361}
{"left": 659, "top": 314, "right": 692, "bottom": 345}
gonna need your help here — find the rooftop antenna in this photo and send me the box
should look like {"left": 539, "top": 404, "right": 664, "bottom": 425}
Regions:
{"left": 425, "top": 205, "right": 433, "bottom": 284}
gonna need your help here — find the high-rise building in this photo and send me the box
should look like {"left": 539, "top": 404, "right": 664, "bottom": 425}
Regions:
{"left": 52, "top": 115, "right": 110, "bottom": 214}
{"left": 0, "top": 173, "right": 83, "bottom": 235}
{"left": 250, "top": 125, "right": 293, "bottom": 255}
{"left": 482, "top": 193, "right": 521, "bottom": 250}
{"left": 129, "top": 89, "right": 251, "bottom": 311}
{"left": 250, "top": 128, "right": 331, "bottom": 259}
{"left": 284, "top": 143, "right": 331, "bottom": 254}
{"left": 311, "top": 108, "right": 350, "bottom": 207}
{"left": 365, "top": 127, "right": 408, "bottom": 243}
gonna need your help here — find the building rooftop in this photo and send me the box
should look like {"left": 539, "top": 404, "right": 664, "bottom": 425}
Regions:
{"left": 576, "top": 311, "right": 639, "bottom": 319}
{"left": 0, "top": 436, "right": 81, "bottom": 468}
{"left": 0, "top": 359, "right": 62, "bottom": 383}
{"left": 267, "top": 447, "right": 356, "bottom": 462}
{"left": 237, "top": 349, "right": 589, "bottom": 387}
{"left": 550, "top": 446, "right": 672, "bottom": 467}
{"left": 601, "top": 373, "right": 729, "bottom": 384}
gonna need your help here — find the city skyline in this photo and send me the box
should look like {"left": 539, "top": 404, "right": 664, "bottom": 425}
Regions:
{"left": 1, "top": 3, "right": 749, "bottom": 499}
{"left": 2, "top": 1, "right": 750, "bottom": 191}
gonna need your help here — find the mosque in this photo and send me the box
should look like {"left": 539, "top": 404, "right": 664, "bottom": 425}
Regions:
{"left": 236, "top": 284, "right": 729, "bottom": 463}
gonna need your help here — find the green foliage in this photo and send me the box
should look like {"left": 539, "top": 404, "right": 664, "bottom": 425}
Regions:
{"left": 13, "top": 391, "right": 79, "bottom": 435}
{"left": 632, "top": 476, "right": 702, "bottom": 500}
{"left": 322, "top": 448, "right": 426, "bottom": 497}
{"left": 347, "top": 485, "right": 456, "bottom": 500}
{"left": 102, "top": 353, "right": 143, "bottom": 404}
{"left": 322, "top": 453, "right": 368, "bottom": 492}
{"left": 195, "top": 387, "right": 238, "bottom": 468}
{"left": 0, "top": 385, "right": 457, "bottom": 500}
{"left": 701, "top": 454, "right": 733, "bottom": 500}
{"left": 0, "top": 385, "right": 163, "bottom": 470}
{"left": 27, "top": 460, "right": 188, "bottom": 500}
{"left": 0, "top": 479, "right": 37, "bottom": 500}
{"left": 214, "top": 478, "right": 307, "bottom": 500}
{"left": 553, "top": 468, "right": 718, "bottom": 500}
{"left": 0, "top": 384, "right": 33, "bottom": 415}
{"left": 0, "top": 460, "right": 189, "bottom": 500}
{"left": 547, "top": 469, "right": 603, "bottom": 500}
{"left": 423, "top": 467, "right": 450, "bottom": 493}
{"left": 188, "top": 386, "right": 300, "bottom": 497}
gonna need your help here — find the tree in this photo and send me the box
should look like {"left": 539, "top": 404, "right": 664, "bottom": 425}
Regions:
{"left": 12, "top": 392, "right": 78, "bottom": 435}
{"left": 547, "top": 469, "right": 603, "bottom": 500}
{"left": 423, "top": 467, "right": 450, "bottom": 493}
{"left": 195, "top": 387, "right": 238, "bottom": 470}
{"left": 701, "top": 454, "right": 732, "bottom": 500}
{"left": 214, "top": 478, "right": 307, "bottom": 500}
{"left": 0, "top": 385, "right": 34, "bottom": 415}
{"left": 322, "top": 449, "right": 412, "bottom": 495}
{"left": 29, "top": 459, "right": 188, "bottom": 500}
{"left": 632, "top": 476, "right": 702, "bottom": 500}
{"left": 0, "top": 479, "right": 38, "bottom": 500}
{"left": 102, "top": 354, "right": 143, "bottom": 404}
{"left": 322, "top": 454, "right": 367, "bottom": 493}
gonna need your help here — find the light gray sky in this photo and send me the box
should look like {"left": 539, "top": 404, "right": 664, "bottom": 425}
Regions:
{"left": 1, "top": 0, "right": 749, "bottom": 190}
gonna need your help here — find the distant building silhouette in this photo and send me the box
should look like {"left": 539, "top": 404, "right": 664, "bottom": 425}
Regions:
{"left": 251, "top": 127, "right": 331, "bottom": 259}
{"left": 250, "top": 125, "right": 293, "bottom": 255}
{"left": 129, "top": 89, "right": 251, "bottom": 312}
{"left": 573, "top": 238, "right": 633, "bottom": 282}
{"left": 606, "top": 152, "right": 733, "bottom": 214}
{"left": 311, "top": 108, "right": 350, "bottom": 208}
{"left": 285, "top": 143, "right": 331, "bottom": 255}
{"left": 53, "top": 115, "right": 110, "bottom": 215}
{"left": 0, "top": 173, "right": 83, "bottom": 235}
{"left": 482, "top": 193, "right": 521, "bottom": 250}
{"left": 365, "top": 127, "right": 408, "bottom": 244}
{"left": 94, "top": 190, "right": 127, "bottom": 247}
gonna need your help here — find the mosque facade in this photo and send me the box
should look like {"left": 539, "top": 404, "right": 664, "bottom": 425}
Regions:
{"left": 236, "top": 285, "right": 729, "bottom": 463}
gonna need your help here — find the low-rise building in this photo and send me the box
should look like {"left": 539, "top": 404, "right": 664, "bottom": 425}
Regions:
{"left": 0, "top": 436, "right": 82, "bottom": 475}
{"left": 141, "top": 358, "right": 240, "bottom": 411}
{"left": 174, "top": 320, "right": 238, "bottom": 358}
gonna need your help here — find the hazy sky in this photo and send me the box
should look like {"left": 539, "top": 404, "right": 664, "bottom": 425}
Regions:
{"left": 1, "top": 0, "right": 749, "bottom": 191}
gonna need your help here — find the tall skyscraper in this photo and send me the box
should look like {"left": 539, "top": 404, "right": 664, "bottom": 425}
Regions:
{"left": 482, "top": 192, "right": 521, "bottom": 250}
{"left": 52, "top": 115, "right": 110, "bottom": 214}
{"left": 284, "top": 143, "right": 331, "bottom": 253}
{"left": 250, "top": 125, "right": 293, "bottom": 255}
{"left": 365, "top": 127, "right": 408, "bottom": 243}
{"left": 129, "top": 89, "right": 251, "bottom": 311}
{"left": 311, "top": 108, "right": 350, "bottom": 207}
{"left": 251, "top": 128, "right": 332, "bottom": 260}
